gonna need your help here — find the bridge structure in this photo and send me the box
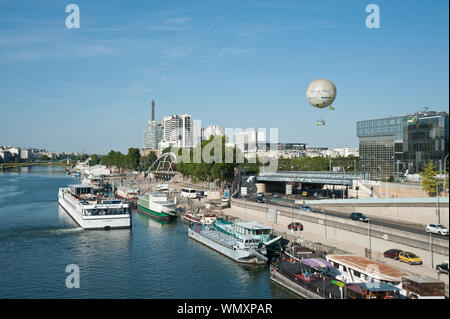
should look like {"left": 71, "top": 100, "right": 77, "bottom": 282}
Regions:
{"left": 145, "top": 152, "right": 178, "bottom": 181}
{"left": 0, "top": 162, "right": 73, "bottom": 170}
{"left": 256, "top": 171, "right": 359, "bottom": 187}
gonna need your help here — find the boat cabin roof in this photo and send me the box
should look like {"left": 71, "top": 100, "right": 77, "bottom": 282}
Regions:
{"left": 300, "top": 258, "right": 333, "bottom": 269}
{"left": 403, "top": 276, "right": 442, "bottom": 284}
{"left": 327, "top": 254, "right": 408, "bottom": 281}
{"left": 235, "top": 221, "right": 272, "bottom": 230}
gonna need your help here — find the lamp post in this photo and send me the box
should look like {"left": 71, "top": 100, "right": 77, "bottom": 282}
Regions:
{"left": 443, "top": 154, "right": 449, "bottom": 196}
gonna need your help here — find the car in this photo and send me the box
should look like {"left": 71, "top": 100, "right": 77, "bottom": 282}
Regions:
{"left": 383, "top": 249, "right": 403, "bottom": 260}
{"left": 300, "top": 205, "right": 313, "bottom": 212}
{"left": 436, "top": 261, "right": 448, "bottom": 275}
{"left": 349, "top": 212, "right": 369, "bottom": 223}
{"left": 425, "top": 224, "right": 449, "bottom": 236}
{"left": 257, "top": 192, "right": 264, "bottom": 197}
{"left": 221, "top": 197, "right": 229, "bottom": 202}
{"left": 301, "top": 191, "right": 308, "bottom": 197}
{"left": 257, "top": 197, "right": 265, "bottom": 203}
{"left": 272, "top": 192, "right": 279, "bottom": 198}
{"left": 288, "top": 222, "right": 303, "bottom": 231}
{"left": 398, "top": 251, "right": 422, "bottom": 265}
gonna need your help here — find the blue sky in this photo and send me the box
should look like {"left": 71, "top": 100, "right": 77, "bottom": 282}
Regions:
{"left": 0, "top": 0, "right": 448, "bottom": 154}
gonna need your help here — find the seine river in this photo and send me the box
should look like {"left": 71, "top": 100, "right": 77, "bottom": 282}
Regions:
{"left": 0, "top": 166, "right": 297, "bottom": 299}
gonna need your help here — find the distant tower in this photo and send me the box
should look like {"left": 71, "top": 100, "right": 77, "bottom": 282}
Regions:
{"left": 151, "top": 97, "right": 155, "bottom": 121}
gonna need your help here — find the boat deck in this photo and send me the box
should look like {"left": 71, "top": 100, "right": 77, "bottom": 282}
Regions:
{"left": 200, "top": 229, "right": 237, "bottom": 249}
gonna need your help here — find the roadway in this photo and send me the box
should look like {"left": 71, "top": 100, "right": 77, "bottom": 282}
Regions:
{"left": 242, "top": 193, "right": 448, "bottom": 240}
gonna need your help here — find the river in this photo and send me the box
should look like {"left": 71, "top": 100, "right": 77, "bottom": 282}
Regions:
{"left": 0, "top": 166, "right": 297, "bottom": 299}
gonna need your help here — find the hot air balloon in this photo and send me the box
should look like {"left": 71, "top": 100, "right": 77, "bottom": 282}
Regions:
{"left": 306, "top": 79, "right": 337, "bottom": 125}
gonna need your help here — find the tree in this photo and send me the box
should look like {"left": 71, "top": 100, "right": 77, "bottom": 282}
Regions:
{"left": 420, "top": 161, "right": 440, "bottom": 196}
{"left": 39, "top": 155, "right": 50, "bottom": 161}
{"left": 91, "top": 154, "right": 99, "bottom": 166}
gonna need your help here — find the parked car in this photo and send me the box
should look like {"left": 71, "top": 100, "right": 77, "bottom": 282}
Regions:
{"left": 301, "top": 191, "right": 309, "bottom": 197}
{"left": 257, "top": 192, "right": 264, "bottom": 197}
{"left": 221, "top": 197, "right": 229, "bottom": 202}
{"left": 288, "top": 222, "right": 303, "bottom": 231}
{"left": 349, "top": 212, "right": 369, "bottom": 223}
{"left": 436, "top": 261, "right": 448, "bottom": 275}
{"left": 272, "top": 192, "right": 279, "bottom": 198}
{"left": 425, "top": 224, "right": 449, "bottom": 236}
{"left": 398, "top": 251, "right": 422, "bottom": 265}
{"left": 300, "top": 205, "right": 313, "bottom": 212}
{"left": 257, "top": 197, "right": 265, "bottom": 203}
{"left": 383, "top": 249, "right": 403, "bottom": 260}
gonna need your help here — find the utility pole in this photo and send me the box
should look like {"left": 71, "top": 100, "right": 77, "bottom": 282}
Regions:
{"left": 443, "top": 154, "right": 449, "bottom": 196}
{"left": 436, "top": 184, "right": 440, "bottom": 224}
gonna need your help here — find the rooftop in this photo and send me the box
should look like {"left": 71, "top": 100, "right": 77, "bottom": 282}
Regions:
{"left": 403, "top": 276, "right": 444, "bottom": 284}
{"left": 327, "top": 254, "right": 409, "bottom": 281}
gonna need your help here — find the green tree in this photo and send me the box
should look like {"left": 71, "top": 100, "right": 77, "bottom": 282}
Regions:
{"left": 420, "top": 161, "right": 440, "bottom": 196}
{"left": 39, "top": 155, "right": 50, "bottom": 161}
{"left": 91, "top": 154, "right": 99, "bottom": 166}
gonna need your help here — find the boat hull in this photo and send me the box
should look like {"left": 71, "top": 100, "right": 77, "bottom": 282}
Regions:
{"left": 137, "top": 205, "right": 176, "bottom": 223}
{"left": 188, "top": 228, "right": 265, "bottom": 264}
{"left": 58, "top": 192, "right": 131, "bottom": 230}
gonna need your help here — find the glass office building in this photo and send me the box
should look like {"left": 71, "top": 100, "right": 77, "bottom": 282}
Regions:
{"left": 402, "top": 112, "right": 449, "bottom": 174}
{"left": 143, "top": 120, "right": 163, "bottom": 150}
{"left": 357, "top": 112, "right": 449, "bottom": 179}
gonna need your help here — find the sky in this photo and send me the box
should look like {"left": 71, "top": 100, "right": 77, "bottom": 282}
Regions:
{"left": 0, "top": 0, "right": 448, "bottom": 154}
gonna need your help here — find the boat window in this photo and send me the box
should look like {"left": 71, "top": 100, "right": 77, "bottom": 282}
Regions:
{"left": 353, "top": 270, "right": 361, "bottom": 278}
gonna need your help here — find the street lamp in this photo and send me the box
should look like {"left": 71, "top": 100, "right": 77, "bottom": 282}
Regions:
{"left": 443, "top": 154, "right": 449, "bottom": 196}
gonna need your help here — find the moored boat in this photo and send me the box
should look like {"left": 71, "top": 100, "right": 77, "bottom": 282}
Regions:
{"left": 58, "top": 184, "right": 131, "bottom": 230}
{"left": 183, "top": 210, "right": 217, "bottom": 225}
{"left": 115, "top": 185, "right": 139, "bottom": 209}
{"left": 213, "top": 218, "right": 282, "bottom": 252}
{"left": 187, "top": 222, "right": 268, "bottom": 264}
{"left": 137, "top": 192, "right": 177, "bottom": 223}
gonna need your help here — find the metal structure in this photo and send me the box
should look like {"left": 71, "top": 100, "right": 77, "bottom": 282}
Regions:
{"left": 146, "top": 152, "right": 177, "bottom": 174}
{"left": 257, "top": 171, "right": 358, "bottom": 187}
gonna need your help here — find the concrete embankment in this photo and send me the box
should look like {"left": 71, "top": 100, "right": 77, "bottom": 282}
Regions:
{"left": 224, "top": 199, "right": 449, "bottom": 294}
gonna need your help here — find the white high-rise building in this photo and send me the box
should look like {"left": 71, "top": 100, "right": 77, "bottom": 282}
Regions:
{"left": 161, "top": 114, "right": 192, "bottom": 150}
{"left": 202, "top": 125, "right": 224, "bottom": 142}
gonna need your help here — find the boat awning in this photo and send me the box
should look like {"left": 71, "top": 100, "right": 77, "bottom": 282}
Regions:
{"left": 300, "top": 258, "right": 334, "bottom": 269}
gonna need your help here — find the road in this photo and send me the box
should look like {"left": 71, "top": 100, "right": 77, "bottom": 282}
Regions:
{"left": 243, "top": 194, "right": 448, "bottom": 240}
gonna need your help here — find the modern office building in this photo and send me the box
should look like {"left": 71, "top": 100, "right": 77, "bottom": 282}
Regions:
{"left": 143, "top": 99, "right": 163, "bottom": 150}
{"left": 143, "top": 120, "right": 163, "bottom": 149}
{"left": 357, "top": 111, "right": 449, "bottom": 179}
